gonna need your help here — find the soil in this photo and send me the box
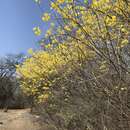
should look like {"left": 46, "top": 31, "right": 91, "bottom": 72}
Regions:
{"left": 0, "top": 109, "right": 45, "bottom": 130}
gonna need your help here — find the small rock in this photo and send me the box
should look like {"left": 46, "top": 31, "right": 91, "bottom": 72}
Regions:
{"left": 35, "top": 115, "right": 40, "bottom": 119}
{"left": 0, "top": 122, "right": 3, "bottom": 125}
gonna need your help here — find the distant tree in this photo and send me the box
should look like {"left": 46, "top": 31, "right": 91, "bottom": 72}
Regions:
{"left": 0, "top": 53, "right": 24, "bottom": 111}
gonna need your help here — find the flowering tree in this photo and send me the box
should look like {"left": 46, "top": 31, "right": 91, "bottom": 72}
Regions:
{"left": 17, "top": 0, "right": 130, "bottom": 129}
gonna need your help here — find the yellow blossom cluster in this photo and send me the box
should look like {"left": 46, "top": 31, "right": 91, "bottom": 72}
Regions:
{"left": 17, "top": 41, "right": 95, "bottom": 102}
{"left": 19, "top": 0, "right": 130, "bottom": 103}
{"left": 42, "top": 13, "right": 51, "bottom": 22}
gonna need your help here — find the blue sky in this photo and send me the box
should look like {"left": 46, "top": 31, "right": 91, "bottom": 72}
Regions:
{"left": 0, "top": 0, "right": 49, "bottom": 56}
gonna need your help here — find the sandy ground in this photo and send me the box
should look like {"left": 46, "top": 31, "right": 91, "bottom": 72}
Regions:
{"left": 0, "top": 109, "right": 43, "bottom": 130}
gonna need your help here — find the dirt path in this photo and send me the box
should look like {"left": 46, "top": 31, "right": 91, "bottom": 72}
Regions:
{"left": 0, "top": 109, "right": 43, "bottom": 130}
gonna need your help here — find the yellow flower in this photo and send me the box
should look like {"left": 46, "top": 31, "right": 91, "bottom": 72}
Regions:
{"left": 64, "top": 25, "right": 71, "bottom": 31}
{"left": 111, "top": 16, "right": 116, "bottom": 21}
{"left": 46, "top": 29, "right": 52, "bottom": 35}
{"left": 45, "top": 44, "right": 51, "bottom": 49}
{"left": 76, "top": 29, "right": 82, "bottom": 35}
{"left": 106, "top": 16, "right": 117, "bottom": 26}
{"left": 57, "top": 0, "right": 65, "bottom": 4}
{"left": 38, "top": 93, "right": 49, "bottom": 102}
{"left": 51, "top": 2, "right": 58, "bottom": 10}
{"left": 42, "top": 13, "right": 50, "bottom": 22}
{"left": 66, "top": 0, "right": 73, "bottom": 3}
{"left": 52, "top": 38, "right": 58, "bottom": 44}
{"left": 120, "top": 39, "right": 129, "bottom": 48}
{"left": 33, "top": 26, "right": 41, "bottom": 36}
{"left": 27, "top": 48, "right": 33, "bottom": 55}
